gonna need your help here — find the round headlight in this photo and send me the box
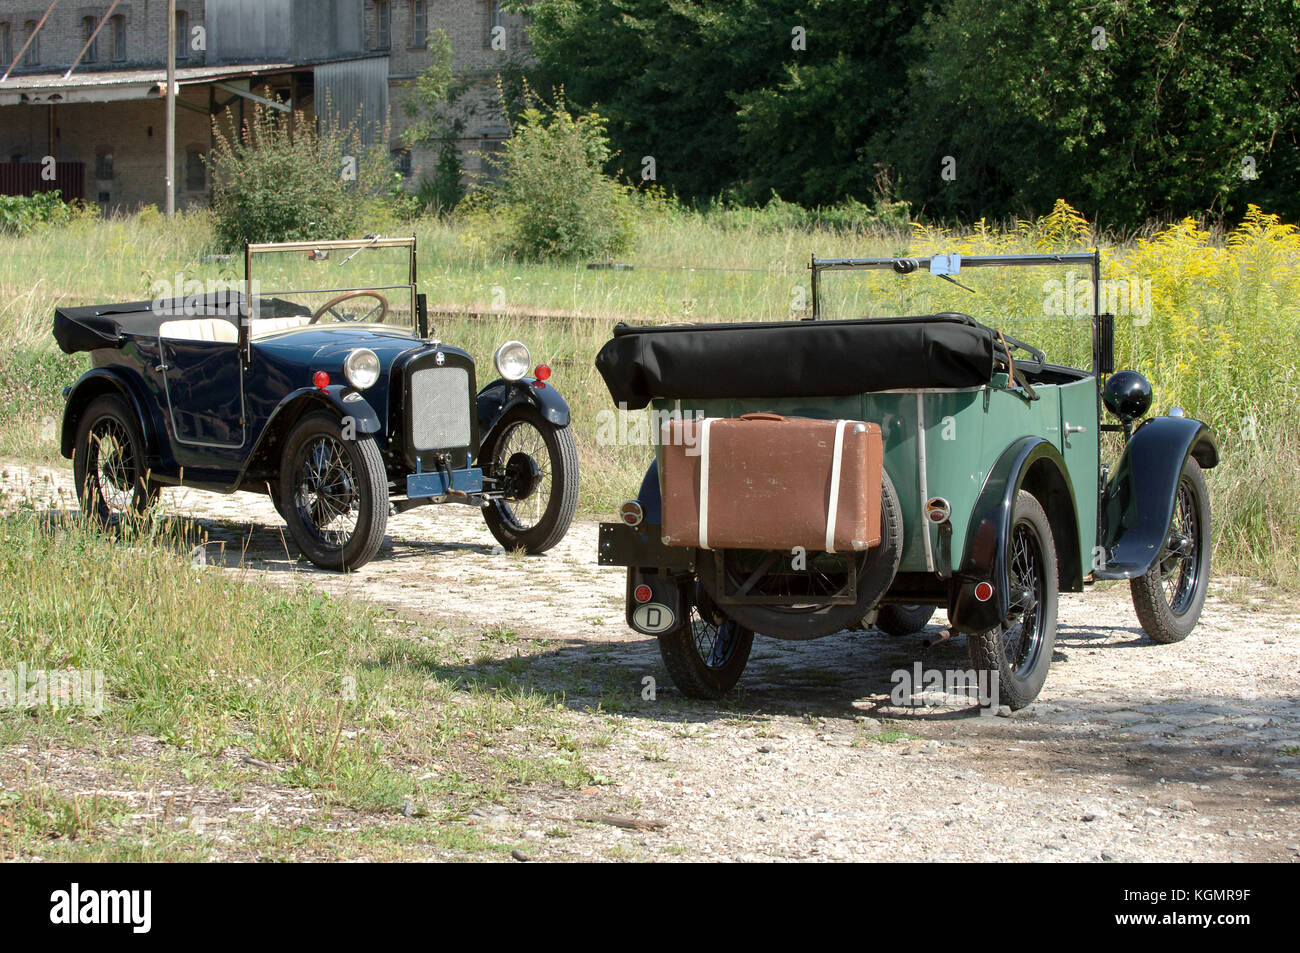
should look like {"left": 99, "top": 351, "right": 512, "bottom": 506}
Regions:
{"left": 494, "top": 340, "right": 531, "bottom": 381}
{"left": 343, "top": 348, "right": 381, "bottom": 390}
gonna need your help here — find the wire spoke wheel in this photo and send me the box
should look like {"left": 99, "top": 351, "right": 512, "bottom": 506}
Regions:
{"left": 73, "top": 394, "right": 159, "bottom": 526}
{"left": 489, "top": 419, "right": 552, "bottom": 533}
{"left": 967, "top": 491, "right": 1058, "bottom": 710}
{"left": 1130, "top": 458, "right": 1211, "bottom": 644}
{"left": 655, "top": 580, "right": 755, "bottom": 699}
{"left": 480, "top": 405, "right": 579, "bottom": 555}
{"left": 278, "top": 411, "right": 388, "bottom": 571}
{"left": 293, "top": 435, "right": 361, "bottom": 548}
{"left": 1000, "top": 522, "right": 1047, "bottom": 679}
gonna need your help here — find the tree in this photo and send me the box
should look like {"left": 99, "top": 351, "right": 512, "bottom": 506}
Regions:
{"left": 888, "top": 0, "right": 1300, "bottom": 223}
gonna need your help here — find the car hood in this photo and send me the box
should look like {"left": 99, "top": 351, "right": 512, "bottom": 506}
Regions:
{"left": 252, "top": 327, "right": 427, "bottom": 367}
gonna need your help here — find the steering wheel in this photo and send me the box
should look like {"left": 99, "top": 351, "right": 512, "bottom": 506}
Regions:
{"left": 309, "top": 289, "right": 389, "bottom": 325}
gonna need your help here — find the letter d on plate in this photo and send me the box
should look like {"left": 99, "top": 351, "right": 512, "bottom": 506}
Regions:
{"left": 633, "top": 603, "right": 676, "bottom": 634}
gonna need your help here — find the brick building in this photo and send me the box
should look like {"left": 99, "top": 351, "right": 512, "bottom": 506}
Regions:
{"left": 0, "top": 0, "right": 530, "bottom": 211}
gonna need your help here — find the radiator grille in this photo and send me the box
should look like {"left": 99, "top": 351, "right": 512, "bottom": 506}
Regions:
{"left": 409, "top": 367, "right": 471, "bottom": 450}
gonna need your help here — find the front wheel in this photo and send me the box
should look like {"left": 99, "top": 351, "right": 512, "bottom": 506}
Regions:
{"left": 1130, "top": 457, "right": 1211, "bottom": 644}
{"left": 480, "top": 405, "right": 579, "bottom": 554}
{"left": 656, "top": 582, "right": 754, "bottom": 699}
{"left": 279, "top": 412, "right": 388, "bottom": 571}
{"left": 967, "top": 491, "right": 1058, "bottom": 710}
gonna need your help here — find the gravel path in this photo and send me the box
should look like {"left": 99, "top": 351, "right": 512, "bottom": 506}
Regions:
{"left": 5, "top": 464, "right": 1298, "bottom": 862}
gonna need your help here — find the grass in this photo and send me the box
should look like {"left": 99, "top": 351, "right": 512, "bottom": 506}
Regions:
{"left": 0, "top": 200, "right": 1297, "bottom": 588}
{"left": 0, "top": 509, "right": 596, "bottom": 859}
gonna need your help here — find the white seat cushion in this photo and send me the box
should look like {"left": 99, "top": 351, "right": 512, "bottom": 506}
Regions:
{"left": 158, "top": 318, "right": 238, "bottom": 343}
{"left": 250, "top": 316, "right": 311, "bottom": 338}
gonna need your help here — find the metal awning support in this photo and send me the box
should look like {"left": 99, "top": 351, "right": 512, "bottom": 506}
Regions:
{"left": 62, "top": 0, "right": 122, "bottom": 80}
{"left": 2, "top": 0, "right": 59, "bottom": 83}
{"left": 212, "top": 81, "right": 291, "bottom": 113}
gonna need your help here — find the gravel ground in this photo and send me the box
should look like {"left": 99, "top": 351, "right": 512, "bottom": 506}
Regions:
{"left": 4, "top": 464, "right": 1299, "bottom": 862}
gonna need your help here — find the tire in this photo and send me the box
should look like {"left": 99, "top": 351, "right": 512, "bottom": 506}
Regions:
{"left": 278, "top": 411, "right": 388, "bottom": 571}
{"left": 967, "top": 491, "right": 1058, "bottom": 710}
{"left": 1130, "top": 457, "right": 1211, "bottom": 644}
{"left": 73, "top": 394, "right": 160, "bottom": 525}
{"left": 656, "top": 581, "right": 754, "bottom": 699}
{"left": 480, "top": 405, "right": 579, "bottom": 554}
{"left": 697, "top": 469, "right": 904, "bottom": 640}
{"left": 876, "top": 604, "right": 935, "bottom": 636}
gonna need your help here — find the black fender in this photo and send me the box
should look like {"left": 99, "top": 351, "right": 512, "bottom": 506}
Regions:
{"left": 636, "top": 458, "right": 662, "bottom": 524}
{"left": 949, "top": 436, "right": 1080, "bottom": 634}
{"left": 236, "top": 385, "right": 381, "bottom": 489}
{"left": 60, "top": 367, "right": 157, "bottom": 461}
{"left": 477, "top": 377, "right": 571, "bottom": 443}
{"left": 1094, "top": 415, "right": 1218, "bottom": 580}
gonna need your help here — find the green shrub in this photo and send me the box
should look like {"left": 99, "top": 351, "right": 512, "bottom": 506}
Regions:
{"left": 0, "top": 191, "right": 77, "bottom": 235}
{"left": 207, "top": 104, "right": 396, "bottom": 249}
{"left": 473, "top": 97, "right": 636, "bottom": 261}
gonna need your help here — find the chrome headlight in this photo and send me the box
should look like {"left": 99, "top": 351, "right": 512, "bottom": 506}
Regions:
{"left": 343, "top": 348, "right": 381, "bottom": 390}
{"left": 494, "top": 340, "right": 531, "bottom": 381}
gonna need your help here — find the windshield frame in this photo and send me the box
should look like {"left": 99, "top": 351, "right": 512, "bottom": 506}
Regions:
{"left": 809, "top": 250, "right": 1105, "bottom": 375}
{"left": 243, "top": 236, "right": 422, "bottom": 342}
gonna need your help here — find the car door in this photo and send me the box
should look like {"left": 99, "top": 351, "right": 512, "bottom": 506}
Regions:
{"left": 158, "top": 319, "right": 246, "bottom": 449}
{"left": 1058, "top": 374, "right": 1101, "bottom": 570}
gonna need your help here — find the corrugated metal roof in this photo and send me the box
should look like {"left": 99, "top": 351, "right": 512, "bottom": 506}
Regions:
{"left": 0, "top": 62, "right": 299, "bottom": 105}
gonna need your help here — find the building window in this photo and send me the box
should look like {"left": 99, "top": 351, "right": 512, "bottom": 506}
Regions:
{"left": 375, "top": 1, "right": 390, "bottom": 49}
{"left": 176, "top": 10, "right": 189, "bottom": 60}
{"left": 95, "top": 151, "right": 114, "bottom": 181}
{"left": 186, "top": 149, "right": 206, "bottom": 192}
{"left": 391, "top": 146, "right": 411, "bottom": 177}
{"left": 111, "top": 14, "right": 126, "bottom": 62}
{"left": 0, "top": 23, "right": 11, "bottom": 66}
{"left": 82, "top": 16, "right": 98, "bottom": 64}
{"left": 479, "top": 133, "right": 507, "bottom": 182}
{"left": 410, "top": 0, "right": 426, "bottom": 49}
{"left": 22, "top": 21, "right": 37, "bottom": 66}
{"left": 486, "top": 1, "right": 507, "bottom": 49}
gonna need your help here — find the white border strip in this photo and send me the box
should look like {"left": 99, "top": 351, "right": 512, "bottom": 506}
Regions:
{"left": 825, "top": 419, "right": 849, "bottom": 553}
{"left": 916, "top": 393, "right": 935, "bottom": 572}
{"left": 698, "top": 417, "right": 713, "bottom": 550}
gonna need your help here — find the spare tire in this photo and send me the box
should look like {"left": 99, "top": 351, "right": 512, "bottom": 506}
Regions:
{"left": 697, "top": 470, "right": 904, "bottom": 640}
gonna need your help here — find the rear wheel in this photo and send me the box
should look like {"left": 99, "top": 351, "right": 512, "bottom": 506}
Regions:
{"left": 480, "top": 406, "right": 579, "bottom": 554}
{"left": 1130, "top": 458, "right": 1211, "bottom": 644}
{"left": 73, "top": 394, "right": 159, "bottom": 525}
{"left": 967, "top": 491, "right": 1058, "bottom": 710}
{"left": 876, "top": 604, "right": 935, "bottom": 636}
{"left": 279, "top": 412, "right": 388, "bottom": 571}
{"left": 657, "top": 582, "right": 754, "bottom": 699}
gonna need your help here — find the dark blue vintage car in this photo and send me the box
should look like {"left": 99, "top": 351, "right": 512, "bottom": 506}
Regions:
{"left": 53, "top": 237, "right": 579, "bottom": 570}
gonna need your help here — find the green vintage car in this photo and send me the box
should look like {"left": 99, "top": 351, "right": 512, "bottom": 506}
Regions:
{"left": 595, "top": 252, "right": 1218, "bottom": 709}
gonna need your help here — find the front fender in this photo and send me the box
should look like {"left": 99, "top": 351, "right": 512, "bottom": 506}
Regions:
{"left": 477, "top": 377, "right": 571, "bottom": 438}
{"left": 236, "top": 386, "right": 382, "bottom": 489}
{"left": 60, "top": 367, "right": 156, "bottom": 461}
{"left": 949, "top": 436, "right": 1074, "bottom": 634}
{"left": 1095, "top": 415, "right": 1218, "bottom": 579}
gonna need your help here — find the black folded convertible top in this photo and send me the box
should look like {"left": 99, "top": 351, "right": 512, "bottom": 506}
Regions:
{"left": 594, "top": 313, "right": 1001, "bottom": 409}
{"left": 52, "top": 293, "right": 310, "bottom": 354}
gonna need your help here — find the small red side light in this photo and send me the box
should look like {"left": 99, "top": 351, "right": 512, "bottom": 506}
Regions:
{"left": 535, "top": 364, "right": 552, "bottom": 381}
{"left": 634, "top": 584, "right": 652, "bottom": 604}
{"left": 313, "top": 370, "right": 330, "bottom": 390}
{"left": 974, "top": 581, "right": 994, "bottom": 602}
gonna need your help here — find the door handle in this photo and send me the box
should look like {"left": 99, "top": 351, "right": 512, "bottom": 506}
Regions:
{"left": 155, "top": 363, "right": 170, "bottom": 372}
{"left": 1064, "top": 422, "right": 1087, "bottom": 435}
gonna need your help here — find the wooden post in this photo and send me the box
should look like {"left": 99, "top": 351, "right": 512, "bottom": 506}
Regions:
{"left": 166, "top": 0, "right": 176, "bottom": 217}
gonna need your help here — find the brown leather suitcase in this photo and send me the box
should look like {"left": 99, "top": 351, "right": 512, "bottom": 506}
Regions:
{"left": 660, "top": 413, "right": 882, "bottom": 552}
